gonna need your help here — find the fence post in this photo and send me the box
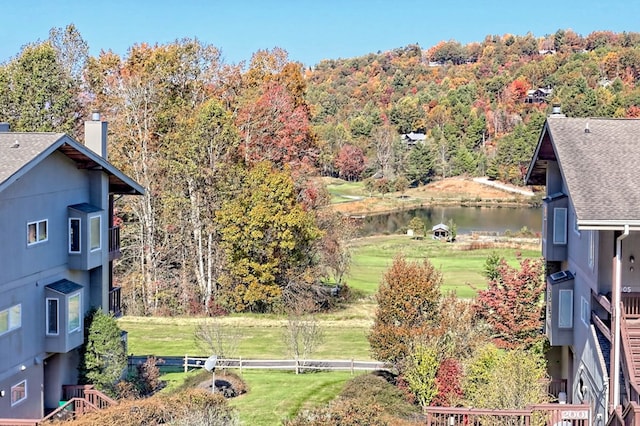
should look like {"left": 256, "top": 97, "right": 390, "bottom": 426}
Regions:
{"left": 184, "top": 354, "right": 188, "bottom": 373}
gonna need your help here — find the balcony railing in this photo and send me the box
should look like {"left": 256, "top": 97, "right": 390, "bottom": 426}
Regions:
{"left": 108, "top": 226, "right": 121, "bottom": 261}
{"left": 425, "top": 404, "right": 590, "bottom": 425}
{"left": 109, "top": 286, "right": 122, "bottom": 317}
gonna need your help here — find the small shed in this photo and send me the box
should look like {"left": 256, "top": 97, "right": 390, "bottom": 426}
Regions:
{"left": 432, "top": 223, "right": 450, "bottom": 241}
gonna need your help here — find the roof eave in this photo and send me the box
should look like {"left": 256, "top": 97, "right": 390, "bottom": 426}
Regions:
{"left": 525, "top": 120, "right": 551, "bottom": 186}
{"left": 578, "top": 220, "right": 640, "bottom": 231}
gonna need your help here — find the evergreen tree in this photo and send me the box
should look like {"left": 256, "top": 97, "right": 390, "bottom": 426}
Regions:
{"left": 78, "top": 310, "right": 127, "bottom": 396}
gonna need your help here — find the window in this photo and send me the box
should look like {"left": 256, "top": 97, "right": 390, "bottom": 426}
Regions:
{"left": 68, "top": 293, "right": 81, "bottom": 333}
{"left": 553, "top": 208, "right": 567, "bottom": 245}
{"left": 27, "top": 219, "right": 48, "bottom": 245}
{"left": 0, "top": 304, "right": 21, "bottom": 336}
{"left": 90, "top": 216, "right": 101, "bottom": 251}
{"left": 581, "top": 296, "right": 590, "bottom": 326}
{"left": 11, "top": 380, "right": 26, "bottom": 406}
{"left": 69, "top": 218, "right": 80, "bottom": 253}
{"left": 558, "top": 289, "right": 573, "bottom": 328}
{"left": 46, "top": 298, "right": 59, "bottom": 335}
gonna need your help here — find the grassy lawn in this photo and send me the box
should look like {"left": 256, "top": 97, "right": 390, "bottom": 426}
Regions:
{"left": 325, "top": 178, "right": 367, "bottom": 203}
{"left": 229, "top": 370, "right": 357, "bottom": 426}
{"left": 347, "top": 234, "right": 540, "bottom": 298}
{"left": 119, "top": 315, "right": 373, "bottom": 360}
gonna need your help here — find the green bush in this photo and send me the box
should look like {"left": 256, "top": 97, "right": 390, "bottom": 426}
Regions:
{"left": 78, "top": 309, "right": 127, "bottom": 397}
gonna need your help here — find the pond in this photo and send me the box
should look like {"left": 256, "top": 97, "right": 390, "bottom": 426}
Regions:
{"left": 356, "top": 206, "right": 542, "bottom": 237}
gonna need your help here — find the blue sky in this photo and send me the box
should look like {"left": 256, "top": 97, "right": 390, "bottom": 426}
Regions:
{"left": 2, "top": 0, "right": 640, "bottom": 67}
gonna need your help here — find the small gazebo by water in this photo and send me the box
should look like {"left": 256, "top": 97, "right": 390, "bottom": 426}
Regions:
{"left": 431, "top": 223, "right": 450, "bottom": 241}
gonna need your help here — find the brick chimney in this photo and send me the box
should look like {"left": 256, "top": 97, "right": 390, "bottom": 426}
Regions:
{"left": 84, "top": 112, "right": 107, "bottom": 160}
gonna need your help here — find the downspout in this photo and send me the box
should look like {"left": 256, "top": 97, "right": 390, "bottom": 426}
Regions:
{"left": 612, "top": 224, "right": 630, "bottom": 411}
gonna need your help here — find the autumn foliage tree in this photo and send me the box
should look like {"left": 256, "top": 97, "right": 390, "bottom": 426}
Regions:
{"left": 475, "top": 256, "right": 545, "bottom": 349}
{"left": 215, "top": 162, "right": 322, "bottom": 312}
{"left": 368, "top": 255, "right": 442, "bottom": 367}
{"left": 433, "top": 358, "right": 464, "bottom": 407}
{"left": 334, "top": 144, "right": 366, "bottom": 181}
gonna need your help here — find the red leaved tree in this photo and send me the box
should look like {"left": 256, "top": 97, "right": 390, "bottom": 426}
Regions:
{"left": 236, "top": 81, "right": 316, "bottom": 171}
{"left": 433, "top": 358, "right": 464, "bottom": 407}
{"left": 475, "top": 256, "right": 545, "bottom": 349}
{"left": 334, "top": 144, "right": 365, "bottom": 181}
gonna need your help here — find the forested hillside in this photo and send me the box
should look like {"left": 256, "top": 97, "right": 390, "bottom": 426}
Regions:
{"left": 306, "top": 29, "right": 640, "bottom": 186}
{"left": 1, "top": 26, "right": 638, "bottom": 316}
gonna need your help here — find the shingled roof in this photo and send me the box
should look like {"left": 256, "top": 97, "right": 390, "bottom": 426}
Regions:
{"left": 0, "top": 132, "right": 144, "bottom": 196}
{"left": 526, "top": 117, "right": 640, "bottom": 229}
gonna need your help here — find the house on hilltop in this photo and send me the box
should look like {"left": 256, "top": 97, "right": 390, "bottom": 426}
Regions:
{"left": 401, "top": 131, "right": 426, "bottom": 148}
{"left": 0, "top": 116, "right": 143, "bottom": 421}
{"left": 526, "top": 109, "right": 640, "bottom": 423}
{"left": 525, "top": 87, "right": 553, "bottom": 104}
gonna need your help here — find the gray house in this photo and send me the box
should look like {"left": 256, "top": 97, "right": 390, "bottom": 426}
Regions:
{"left": 526, "top": 111, "right": 640, "bottom": 423}
{"left": 0, "top": 117, "right": 143, "bottom": 420}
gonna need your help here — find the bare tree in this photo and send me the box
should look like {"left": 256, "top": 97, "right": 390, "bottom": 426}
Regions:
{"left": 282, "top": 304, "right": 324, "bottom": 374}
{"left": 194, "top": 318, "right": 243, "bottom": 360}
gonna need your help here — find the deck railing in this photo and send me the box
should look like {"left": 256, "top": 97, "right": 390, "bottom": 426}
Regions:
{"left": 108, "top": 286, "right": 122, "bottom": 317}
{"left": 623, "top": 294, "right": 640, "bottom": 318}
{"left": 425, "top": 404, "right": 590, "bottom": 425}
{"left": 40, "top": 398, "right": 98, "bottom": 423}
{"left": 108, "top": 226, "right": 120, "bottom": 260}
{"left": 62, "top": 384, "right": 116, "bottom": 409}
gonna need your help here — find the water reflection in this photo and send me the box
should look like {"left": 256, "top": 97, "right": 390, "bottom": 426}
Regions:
{"left": 357, "top": 206, "right": 542, "bottom": 237}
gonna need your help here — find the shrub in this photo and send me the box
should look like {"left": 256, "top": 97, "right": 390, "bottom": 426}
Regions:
{"left": 64, "top": 388, "right": 237, "bottom": 425}
{"left": 78, "top": 309, "right": 127, "bottom": 397}
{"left": 340, "top": 373, "right": 418, "bottom": 418}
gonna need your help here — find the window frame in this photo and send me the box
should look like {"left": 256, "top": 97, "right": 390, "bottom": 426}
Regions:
{"left": 11, "top": 380, "right": 27, "bottom": 406}
{"left": 89, "top": 215, "right": 101, "bottom": 252}
{"left": 27, "top": 219, "right": 48, "bottom": 246}
{"left": 581, "top": 296, "right": 590, "bottom": 327}
{"left": 68, "top": 292, "right": 81, "bottom": 333}
{"left": 0, "top": 304, "right": 22, "bottom": 336}
{"left": 558, "top": 289, "right": 573, "bottom": 329}
{"left": 553, "top": 208, "right": 568, "bottom": 245}
{"left": 69, "top": 218, "right": 81, "bottom": 254}
{"left": 46, "top": 298, "right": 59, "bottom": 336}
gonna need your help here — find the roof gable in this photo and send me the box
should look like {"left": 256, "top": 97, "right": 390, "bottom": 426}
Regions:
{"left": 527, "top": 117, "right": 640, "bottom": 227}
{"left": 0, "top": 132, "right": 144, "bottom": 196}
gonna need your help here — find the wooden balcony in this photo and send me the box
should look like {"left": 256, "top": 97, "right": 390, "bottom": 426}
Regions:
{"left": 109, "top": 286, "right": 122, "bottom": 318}
{"left": 108, "top": 226, "right": 121, "bottom": 261}
{"left": 425, "top": 404, "right": 590, "bottom": 425}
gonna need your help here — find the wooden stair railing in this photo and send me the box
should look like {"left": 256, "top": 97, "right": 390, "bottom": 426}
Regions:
{"left": 40, "top": 398, "right": 98, "bottom": 423}
{"left": 39, "top": 385, "right": 116, "bottom": 423}
{"left": 620, "top": 296, "right": 640, "bottom": 404}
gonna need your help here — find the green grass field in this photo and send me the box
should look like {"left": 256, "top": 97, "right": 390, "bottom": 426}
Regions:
{"left": 120, "top": 315, "right": 373, "bottom": 360}
{"left": 229, "top": 370, "right": 357, "bottom": 425}
{"left": 347, "top": 234, "right": 540, "bottom": 298}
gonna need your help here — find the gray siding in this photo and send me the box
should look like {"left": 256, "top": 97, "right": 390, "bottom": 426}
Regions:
{"left": 0, "top": 152, "right": 107, "bottom": 418}
{"left": 0, "top": 152, "right": 90, "bottom": 282}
